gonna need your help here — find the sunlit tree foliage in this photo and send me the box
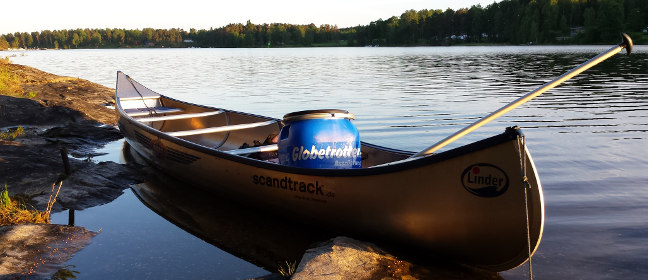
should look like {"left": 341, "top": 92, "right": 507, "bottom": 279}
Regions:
{"left": 1, "top": 0, "right": 646, "bottom": 50}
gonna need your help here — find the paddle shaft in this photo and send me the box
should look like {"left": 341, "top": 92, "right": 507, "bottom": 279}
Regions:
{"left": 411, "top": 34, "right": 633, "bottom": 158}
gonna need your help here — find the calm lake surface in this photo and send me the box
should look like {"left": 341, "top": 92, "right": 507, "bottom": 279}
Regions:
{"left": 3, "top": 46, "right": 647, "bottom": 279}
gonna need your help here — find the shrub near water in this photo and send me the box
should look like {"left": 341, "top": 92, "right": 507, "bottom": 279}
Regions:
{"left": 0, "top": 182, "right": 63, "bottom": 225}
{"left": 0, "top": 62, "right": 23, "bottom": 96}
{"left": 1, "top": 184, "right": 10, "bottom": 206}
{"left": 0, "top": 184, "right": 48, "bottom": 225}
{"left": 0, "top": 59, "right": 38, "bottom": 98}
{"left": 0, "top": 126, "right": 24, "bottom": 140}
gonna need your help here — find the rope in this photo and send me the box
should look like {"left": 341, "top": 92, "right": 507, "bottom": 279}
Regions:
{"left": 125, "top": 75, "right": 156, "bottom": 115}
{"left": 212, "top": 111, "right": 230, "bottom": 149}
{"left": 518, "top": 135, "right": 534, "bottom": 280}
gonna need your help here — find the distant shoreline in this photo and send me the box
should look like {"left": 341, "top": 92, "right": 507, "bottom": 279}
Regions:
{"left": 2, "top": 0, "right": 647, "bottom": 50}
{"left": 6, "top": 41, "right": 638, "bottom": 53}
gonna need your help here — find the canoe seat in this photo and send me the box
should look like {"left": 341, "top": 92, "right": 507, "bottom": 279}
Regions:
{"left": 168, "top": 120, "right": 278, "bottom": 137}
{"left": 225, "top": 144, "right": 278, "bottom": 155}
{"left": 124, "top": 107, "right": 183, "bottom": 117}
{"left": 135, "top": 110, "right": 223, "bottom": 122}
{"left": 118, "top": 95, "right": 161, "bottom": 101}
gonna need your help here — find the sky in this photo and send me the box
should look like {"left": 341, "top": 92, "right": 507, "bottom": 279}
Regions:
{"left": 1, "top": 0, "right": 498, "bottom": 35}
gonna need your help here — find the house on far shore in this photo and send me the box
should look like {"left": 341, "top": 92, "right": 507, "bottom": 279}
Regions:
{"left": 557, "top": 26, "right": 585, "bottom": 41}
{"left": 183, "top": 39, "right": 194, "bottom": 43}
{"left": 570, "top": 27, "right": 585, "bottom": 37}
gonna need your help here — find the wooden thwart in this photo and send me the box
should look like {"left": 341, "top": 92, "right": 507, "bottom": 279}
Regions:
{"left": 118, "top": 95, "right": 160, "bottom": 101}
{"left": 225, "top": 144, "right": 278, "bottom": 155}
{"left": 168, "top": 120, "right": 278, "bottom": 137}
{"left": 124, "top": 107, "right": 182, "bottom": 117}
{"left": 135, "top": 111, "right": 223, "bottom": 122}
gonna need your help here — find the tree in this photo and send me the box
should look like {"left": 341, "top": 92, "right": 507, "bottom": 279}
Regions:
{"left": 72, "top": 33, "right": 80, "bottom": 48}
{"left": 399, "top": 10, "right": 419, "bottom": 44}
{"left": 305, "top": 24, "right": 317, "bottom": 45}
{"left": 583, "top": 7, "right": 599, "bottom": 42}
{"left": 30, "top": 31, "right": 40, "bottom": 47}
{"left": 24, "top": 33, "right": 34, "bottom": 48}
{"left": 112, "top": 29, "right": 125, "bottom": 46}
{"left": 0, "top": 36, "right": 9, "bottom": 50}
{"left": 385, "top": 16, "right": 399, "bottom": 45}
{"left": 468, "top": 6, "right": 485, "bottom": 42}
{"left": 539, "top": 0, "right": 561, "bottom": 43}
{"left": 10, "top": 37, "right": 19, "bottom": 49}
{"left": 598, "top": 0, "right": 624, "bottom": 42}
{"left": 143, "top": 28, "right": 154, "bottom": 44}
{"left": 91, "top": 31, "right": 102, "bottom": 47}
{"left": 104, "top": 28, "right": 112, "bottom": 44}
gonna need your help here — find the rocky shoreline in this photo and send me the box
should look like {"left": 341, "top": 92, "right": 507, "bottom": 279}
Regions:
{"left": 1, "top": 61, "right": 144, "bottom": 278}
{"left": 0, "top": 62, "right": 141, "bottom": 205}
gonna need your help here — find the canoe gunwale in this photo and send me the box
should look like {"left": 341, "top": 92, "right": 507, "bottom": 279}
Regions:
{"left": 117, "top": 98, "right": 524, "bottom": 177}
{"left": 114, "top": 70, "right": 525, "bottom": 177}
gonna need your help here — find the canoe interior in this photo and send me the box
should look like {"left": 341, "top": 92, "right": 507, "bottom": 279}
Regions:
{"left": 117, "top": 95, "right": 412, "bottom": 168}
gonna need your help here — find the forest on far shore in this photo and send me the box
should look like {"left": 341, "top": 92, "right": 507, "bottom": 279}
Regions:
{"left": 1, "top": 0, "right": 646, "bottom": 50}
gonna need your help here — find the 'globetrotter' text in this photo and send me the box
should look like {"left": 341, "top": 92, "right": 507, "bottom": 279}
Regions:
{"left": 292, "top": 145, "right": 361, "bottom": 162}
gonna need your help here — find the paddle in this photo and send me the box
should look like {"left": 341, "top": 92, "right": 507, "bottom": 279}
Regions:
{"left": 410, "top": 33, "right": 633, "bottom": 158}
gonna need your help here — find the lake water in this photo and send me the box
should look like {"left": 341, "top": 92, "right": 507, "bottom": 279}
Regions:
{"left": 3, "top": 45, "right": 647, "bottom": 279}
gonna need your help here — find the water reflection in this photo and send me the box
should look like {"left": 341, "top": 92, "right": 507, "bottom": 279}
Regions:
{"left": 130, "top": 167, "right": 331, "bottom": 273}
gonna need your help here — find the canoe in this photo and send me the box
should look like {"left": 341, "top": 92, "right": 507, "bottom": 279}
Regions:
{"left": 115, "top": 71, "right": 544, "bottom": 272}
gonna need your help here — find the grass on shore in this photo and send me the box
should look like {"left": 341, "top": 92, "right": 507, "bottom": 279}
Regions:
{"left": 0, "top": 126, "right": 24, "bottom": 140}
{"left": 0, "top": 63, "right": 22, "bottom": 96}
{"left": 278, "top": 260, "right": 297, "bottom": 278}
{"left": 0, "top": 57, "right": 38, "bottom": 98}
{"left": 0, "top": 182, "right": 63, "bottom": 226}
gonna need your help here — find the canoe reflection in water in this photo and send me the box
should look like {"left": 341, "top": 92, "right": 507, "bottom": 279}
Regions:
{"left": 125, "top": 143, "right": 326, "bottom": 268}
{"left": 124, "top": 143, "right": 500, "bottom": 279}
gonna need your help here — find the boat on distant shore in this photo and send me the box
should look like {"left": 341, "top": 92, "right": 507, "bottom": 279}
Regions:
{"left": 114, "top": 71, "right": 544, "bottom": 272}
